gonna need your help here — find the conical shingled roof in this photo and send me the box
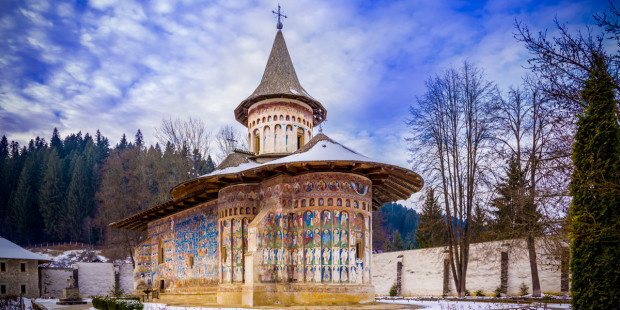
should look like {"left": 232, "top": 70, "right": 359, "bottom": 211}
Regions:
{"left": 235, "top": 31, "right": 327, "bottom": 127}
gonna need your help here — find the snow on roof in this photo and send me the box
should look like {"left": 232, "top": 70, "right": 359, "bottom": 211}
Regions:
{"left": 0, "top": 237, "right": 52, "bottom": 261}
{"left": 202, "top": 138, "right": 381, "bottom": 178}
{"left": 269, "top": 140, "right": 370, "bottom": 164}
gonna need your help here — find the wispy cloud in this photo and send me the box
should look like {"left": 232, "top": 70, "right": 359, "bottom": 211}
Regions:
{"left": 0, "top": 0, "right": 609, "bottom": 191}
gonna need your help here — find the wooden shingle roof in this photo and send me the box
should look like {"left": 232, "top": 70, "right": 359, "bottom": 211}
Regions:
{"left": 234, "top": 30, "right": 327, "bottom": 126}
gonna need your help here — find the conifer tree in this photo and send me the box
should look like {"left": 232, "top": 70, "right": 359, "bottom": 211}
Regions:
{"left": 569, "top": 54, "right": 620, "bottom": 310}
{"left": 50, "top": 128, "right": 63, "bottom": 156}
{"left": 39, "top": 149, "right": 67, "bottom": 240}
{"left": 392, "top": 230, "right": 406, "bottom": 251}
{"left": 10, "top": 158, "right": 38, "bottom": 244}
{"left": 415, "top": 188, "right": 447, "bottom": 248}
{"left": 65, "top": 155, "right": 92, "bottom": 241}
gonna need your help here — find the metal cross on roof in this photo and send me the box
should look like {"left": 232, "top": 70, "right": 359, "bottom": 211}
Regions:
{"left": 272, "top": 4, "right": 287, "bottom": 30}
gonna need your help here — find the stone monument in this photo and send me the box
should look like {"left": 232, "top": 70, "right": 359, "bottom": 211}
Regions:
{"left": 57, "top": 276, "right": 87, "bottom": 305}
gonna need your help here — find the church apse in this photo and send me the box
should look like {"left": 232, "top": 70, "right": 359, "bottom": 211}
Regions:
{"left": 134, "top": 201, "right": 219, "bottom": 293}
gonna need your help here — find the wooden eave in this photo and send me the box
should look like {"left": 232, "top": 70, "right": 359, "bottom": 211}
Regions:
{"left": 110, "top": 159, "right": 423, "bottom": 232}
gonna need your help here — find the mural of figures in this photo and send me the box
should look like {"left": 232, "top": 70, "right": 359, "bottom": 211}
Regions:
{"left": 322, "top": 266, "right": 331, "bottom": 282}
{"left": 313, "top": 228, "right": 321, "bottom": 247}
{"left": 322, "top": 229, "right": 331, "bottom": 247}
{"left": 297, "top": 265, "right": 304, "bottom": 282}
{"left": 313, "top": 248, "right": 321, "bottom": 265}
{"left": 333, "top": 229, "right": 340, "bottom": 247}
{"left": 341, "top": 247, "right": 349, "bottom": 266}
{"left": 337, "top": 198, "right": 342, "bottom": 206}
{"left": 318, "top": 198, "right": 324, "bottom": 206}
{"left": 305, "top": 266, "right": 313, "bottom": 283}
{"left": 341, "top": 211, "right": 348, "bottom": 229}
{"left": 322, "top": 247, "right": 331, "bottom": 265}
{"left": 304, "top": 211, "right": 313, "bottom": 228}
{"left": 321, "top": 210, "right": 331, "bottom": 227}
{"left": 342, "top": 229, "right": 349, "bottom": 247}
{"left": 305, "top": 248, "right": 313, "bottom": 265}
{"left": 292, "top": 231, "right": 298, "bottom": 247}
{"left": 276, "top": 230, "right": 283, "bottom": 247}
{"left": 296, "top": 212, "right": 303, "bottom": 228}
{"left": 333, "top": 247, "right": 340, "bottom": 265}
{"left": 341, "top": 266, "right": 349, "bottom": 283}
{"left": 304, "top": 230, "right": 313, "bottom": 247}
{"left": 333, "top": 266, "right": 340, "bottom": 282}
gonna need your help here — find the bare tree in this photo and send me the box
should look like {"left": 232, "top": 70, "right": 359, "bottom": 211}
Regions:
{"left": 407, "top": 61, "right": 496, "bottom": 297}
{"left": 215, "top": 125, "right": 248, "bottom": 162}
{"left": 154, "top": 117, "right": 212, "bottom": 177}
{"left": 489, "top": 80, "right": 570, "bottom": 297}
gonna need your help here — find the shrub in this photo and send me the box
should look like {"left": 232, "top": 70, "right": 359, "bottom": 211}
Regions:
{"left": 464, "top": 289, "right": 471, "bottom": 296}
{"left": 520, "top": 283, "right": 529, "bottom": 296}
{"left": 92, "top": 297, "right": 142, "bottom": 310}
{"left": 389, "top": 283, "right": 398, "bottom": 296}
{"left": 475, "top": 290, "right": 485, "bottom": 297}
{"left": 494, "top": 287, "right": 502, "bottom": 297}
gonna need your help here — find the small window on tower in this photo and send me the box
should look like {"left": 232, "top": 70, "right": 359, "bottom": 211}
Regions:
{"left": 20, "top": 284, "right": 26, "bottom": 295}
{"left": 0, "top": 284, "right": 6, "bottom": 294}
{"left": 0, "top": 262, "right": 5, "bottom": 272}
{"left": 20, "top": 263, "right": 26, "bottom": 272}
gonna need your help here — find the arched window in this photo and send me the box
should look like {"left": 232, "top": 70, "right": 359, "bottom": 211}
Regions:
{"left": 246, "top": 207, "right": 251, "bottom": 214}
{"left": 297, "top": 128, "right": 305, "bottom": 149}
{"left": 275, "top": 124, "right": 282, "bottom": 152}
{"left": 268, "top": 116, "right": 271, "bottom": 122}
{"left": 286, "top": 115, "right": 290, "bottom": 121}
{"left": 253, "top": 129, "right": 260, "bottom": 154}
{"left": 262, "top": 117, "right": 266, "bottom": 123}
{"left": 292, "top": 116, "right": 296, "bottom": 122}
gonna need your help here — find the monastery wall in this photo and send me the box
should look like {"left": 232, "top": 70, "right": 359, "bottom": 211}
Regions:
{"left": 40, "top": 267, "right": 73, "bottom": 298}
{"left": 372, "top": 238, "right": 568, "bottom": 297}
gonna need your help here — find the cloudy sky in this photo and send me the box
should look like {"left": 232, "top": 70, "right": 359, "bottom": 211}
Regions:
{"left": 0, "top": 0, "right": 609, "bottom": 171}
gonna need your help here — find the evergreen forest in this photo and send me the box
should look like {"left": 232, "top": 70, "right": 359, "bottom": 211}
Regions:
{"left": 0, "top": 129, "right": 215, "bottom": 246}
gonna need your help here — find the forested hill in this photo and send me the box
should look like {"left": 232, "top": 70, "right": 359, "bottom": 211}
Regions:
{"left": 373, "top": 202, "right": 420, "bottom": 252}
{"left": 0, "top": 129, "right": 215, "bottom": 246}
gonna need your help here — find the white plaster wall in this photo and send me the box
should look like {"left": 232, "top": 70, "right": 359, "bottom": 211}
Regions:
{"left": 40, "top": 268, "right": 73, "bottom": 298}
{"left": 76, "top": 263, "right": 114, "bottom": 297}
{"left": 372, "top": 238, "right": 564, "bottom": 297}
{"left": 119, "top": 263, "right": 134, "bottom": 294}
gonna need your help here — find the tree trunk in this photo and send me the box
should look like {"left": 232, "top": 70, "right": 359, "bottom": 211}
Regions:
{"left": 526, "top": 235, "right": 541, "bottom": 297}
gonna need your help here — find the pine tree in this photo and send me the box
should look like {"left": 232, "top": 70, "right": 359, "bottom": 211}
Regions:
{"left": 415, "top": 188, "right": 447, "bottom": 248}
{"left": 205, "top": 155, "right": 215, "bottom": 174}
{"left": 117, "top": 134, "right": 128, "bottom": 150}
{"left": 10, "top": 158, "right": 38, "bottom": 244}
{"left": 65, "top": 155, "right": 92, "bottom": 241}
{"left": 392, "top": 230, "right": 406, "bottom": 251}
{"left": 50, "top": 128, "right": 63, "bottom": 156}
{"left": 569, "top": 54, "right": 620, "bottom": 310}
{"left": 490, "top": 157, "right": 531, "bottom": 238}
{"left": 39, "top": 149, "right": 67, "bottom": 241}
{"left": 135, "top": 129, "right": 144, "bottom": 150}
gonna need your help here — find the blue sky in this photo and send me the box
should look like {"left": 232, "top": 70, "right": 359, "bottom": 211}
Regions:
{"left": 0, "top": 0, "right": 609, "bottom": 171}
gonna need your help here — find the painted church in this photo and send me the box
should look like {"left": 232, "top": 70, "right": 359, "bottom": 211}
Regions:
{"left": 111, "top": 19, "right": 423, "bottom": 306}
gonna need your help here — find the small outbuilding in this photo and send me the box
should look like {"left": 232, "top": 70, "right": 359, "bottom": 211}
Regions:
{"left": 0, "top": 237, "right": 51, "bottom": 298}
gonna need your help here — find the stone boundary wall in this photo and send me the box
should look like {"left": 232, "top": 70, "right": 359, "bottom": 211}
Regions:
{"left": 40, "top": 263, "right": 133, "bottom": 298}
{"left": 372, "top": 238, "right": 568, "bottom": 297}
{"left": 40, "top": 267, "right": 73, "bottom": 298}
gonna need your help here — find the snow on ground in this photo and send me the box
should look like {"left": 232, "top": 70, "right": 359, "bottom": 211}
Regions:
{"left": 34, "top": 249, "right": 108, "bottom": 268}
{"left": 32, "top": 298, "right": 93, "bottom": 310}
{"left": 144, "top": 303, "right": 246, "bottom": 310}
{"left": 377, "top": 297, "right": 572, "bottom": 310}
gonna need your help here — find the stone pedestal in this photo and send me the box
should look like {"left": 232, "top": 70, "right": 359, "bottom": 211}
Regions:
{"left": 57, "top": 288, "right": 86, "bottom": 305}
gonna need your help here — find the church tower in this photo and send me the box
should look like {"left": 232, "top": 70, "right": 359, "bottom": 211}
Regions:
{"left": 234, "top": 26, "right": 326, "bottom": 158}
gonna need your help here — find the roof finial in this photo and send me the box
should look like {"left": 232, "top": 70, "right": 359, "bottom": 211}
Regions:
{"left": 272, "top": 4, "right": 287, "bottom": 30}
